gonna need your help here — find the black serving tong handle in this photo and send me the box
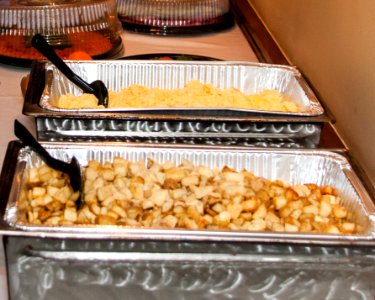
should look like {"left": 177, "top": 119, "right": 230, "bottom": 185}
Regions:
{"left": 14, "top": 120, "right": 83, "bottom": 208}
{"left": 31, "top": 34, "right": 108, "bottom": 107}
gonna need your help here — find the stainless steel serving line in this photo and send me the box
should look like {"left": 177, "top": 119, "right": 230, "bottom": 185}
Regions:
{"left": 0, "top": 5, "right": 374, "bottom": 299}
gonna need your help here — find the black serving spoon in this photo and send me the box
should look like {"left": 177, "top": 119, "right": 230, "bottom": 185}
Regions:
{"left": 31, "top": 33, "right": 108, "bottom": 107}
{"left": 14, "top": 120, "right": 83, "bottom": 209}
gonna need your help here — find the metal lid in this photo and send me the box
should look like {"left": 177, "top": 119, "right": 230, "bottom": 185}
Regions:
{"left": 117, "top": 0, "right": 233, "bottom": 35}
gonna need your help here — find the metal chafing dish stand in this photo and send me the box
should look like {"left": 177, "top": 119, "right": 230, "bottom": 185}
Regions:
{"left": 0, "top": 141, "right": 374, "bottom": 299}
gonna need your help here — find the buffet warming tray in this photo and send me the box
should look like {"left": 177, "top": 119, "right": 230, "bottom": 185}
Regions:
{"left": 23, "top": 60, "right": 330, "bottom": 148}
{"left": 1, "top": 141, "right": 374, "bottom": 241}
{"left": 0, "top": 141, "right": 374, "bottom": 300}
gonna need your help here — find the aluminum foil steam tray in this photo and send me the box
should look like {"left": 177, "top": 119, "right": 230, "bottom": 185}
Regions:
{"left": 23, "top": 60, "right": 329, "bottom": 147}
{"left": 0, "top": 141, "right": 374, "bottom": 245}
{"left": 2, "top": 142, "right": 375, "bottom": 300}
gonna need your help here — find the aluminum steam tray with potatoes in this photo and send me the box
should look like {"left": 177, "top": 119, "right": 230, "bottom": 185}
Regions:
{"left": 23, "top": 60, "right": 329, "bottom": 146}
{"left": 0, "top": 141, "right": 374, "bottom": 245}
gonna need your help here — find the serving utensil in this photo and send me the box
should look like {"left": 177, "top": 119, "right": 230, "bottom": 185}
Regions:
{"left": 31, "top": 34, "right": 109, "bottom": 107}
{"left": 14, "top": 120, "right": 83, "bottom": 208}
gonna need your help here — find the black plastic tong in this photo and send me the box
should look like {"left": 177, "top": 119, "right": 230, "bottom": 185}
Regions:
{"left": 31, "top": 33, "right": 108, "bottom": 107}
{"left": 14, "top": 120, "right": 83, "bottom": 208}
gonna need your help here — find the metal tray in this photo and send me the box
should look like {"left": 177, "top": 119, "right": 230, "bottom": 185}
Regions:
{"left": 23, "top": 60, "right": 329, "bottom": 146}
{"left": 2, "top": 141, "right": 375, "bottom": 300}
{"left": 32, "top": 60, "right": 324, "bottom": 116}
{"left": 1, "top": 141, "right": 374, "bottom": 245}
{"left": 4, "top": 235, "right": 375, "bottom": 300}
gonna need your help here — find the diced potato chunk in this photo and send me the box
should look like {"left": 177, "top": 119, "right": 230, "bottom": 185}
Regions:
{"left": 20, "top": 157, "right": 360, "bottom": 235}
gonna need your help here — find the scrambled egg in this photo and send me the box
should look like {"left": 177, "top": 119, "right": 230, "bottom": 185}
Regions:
{"left": 57, "top": 80, "right": 300, "bottom": 112}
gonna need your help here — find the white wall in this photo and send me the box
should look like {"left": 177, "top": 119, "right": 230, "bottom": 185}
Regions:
{"left": 249, "top": 0, "right": 375, "bottom": 187}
